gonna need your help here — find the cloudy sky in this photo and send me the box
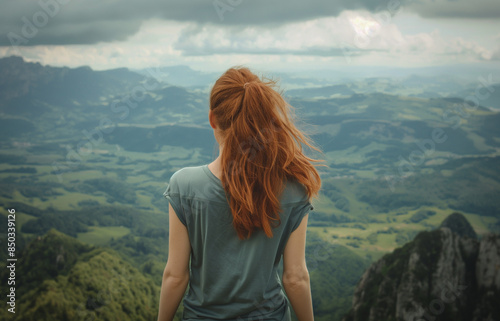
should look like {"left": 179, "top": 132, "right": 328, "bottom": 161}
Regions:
{"left": 0, "top": 0, "right": 499, "bottom": 72}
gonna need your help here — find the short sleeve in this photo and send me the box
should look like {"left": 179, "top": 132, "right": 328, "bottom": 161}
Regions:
{"left": 290, "top": 201, "right": 313, "bottom": 232}
{"left": 163, "top": 173, "right": 187, "bottom": 226}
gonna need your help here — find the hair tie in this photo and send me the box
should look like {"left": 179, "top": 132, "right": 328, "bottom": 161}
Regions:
{"left": 243, "top": 82, "right": 249, "bottom": 89}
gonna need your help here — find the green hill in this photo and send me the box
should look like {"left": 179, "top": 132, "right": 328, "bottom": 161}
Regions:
{"left": 305, "top": 232, "right": 370, "bottom": 321}
{"left": 0, "top": 229, "right": 164, "bottom": 321}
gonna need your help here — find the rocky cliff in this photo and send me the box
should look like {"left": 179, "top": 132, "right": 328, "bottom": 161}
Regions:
{"left": 343, "top": 213, "right": 500, "bottom": 321}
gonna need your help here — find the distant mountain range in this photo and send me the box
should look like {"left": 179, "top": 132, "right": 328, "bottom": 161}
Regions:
{"left": 1, "top": 56, "right": 500, "bottom": 321}
{"left": 1, "top": 55, "right": 499, "bottom": 220}
{"left": 0, "top": 56, "right": 211, "bottom": 144}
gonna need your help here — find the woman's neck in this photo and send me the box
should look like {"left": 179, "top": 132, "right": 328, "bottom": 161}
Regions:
{"left": 208, "top": 154, "right": 223, "bottom": 180}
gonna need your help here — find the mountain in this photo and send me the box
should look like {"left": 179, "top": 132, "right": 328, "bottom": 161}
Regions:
{"left": 0, "top": 55, "right": 144, "bottom": 107}
{"left": 134, "top": 66, "right": 333, "bottom": 91}
{"left": 451, "top": 83, "right": 500, "bottom": 111}
{"left": 282, "top": 74, "right": 472, "bottom": 99}
{"left": 440, "top": 212, "right": 478, "bottom": 239}
{"left": 285, "top": 84, "right": 355, "bottom": 98}
{"left": 343, "top": 213, "right": 500, "bottom": 321}
{"left": 0, "top": 229, "right": 162, "bottom": 321}
{"left": 0, "top": 55, "right": 209, "bottom": 142}
{"left": 135, "top": 65, "right": 219, "bottom": 89}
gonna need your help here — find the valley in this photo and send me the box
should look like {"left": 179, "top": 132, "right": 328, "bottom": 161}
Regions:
{"left": 0, "top": 56, "right": 499, "bottom": 320}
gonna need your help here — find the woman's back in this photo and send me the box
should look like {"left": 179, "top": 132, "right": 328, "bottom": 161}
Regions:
{"left": 164, "top": 165, "right": 312, "bottom": 320}
{"left": 157, "top": 67, "right": 319, "bottom": 321}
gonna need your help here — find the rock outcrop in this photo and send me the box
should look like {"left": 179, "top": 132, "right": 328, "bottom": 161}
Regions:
{"left": 439, "top": 212, "right": 478, "bottom": 239}
{"left": 343, "top": 213, "right": 500, "bottom": 321}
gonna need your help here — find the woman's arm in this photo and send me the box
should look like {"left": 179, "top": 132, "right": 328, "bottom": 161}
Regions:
{"left": 157, "top": 204, "right": 191, "bottom": 321}
{"left": 282, "top": 214, "right": 314, "bottom": 321}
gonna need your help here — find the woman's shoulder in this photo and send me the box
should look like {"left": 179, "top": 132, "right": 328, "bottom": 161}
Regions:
{"left": 166, "top": 165, "right": 227, "bottom": 203}
{"left": 280, "top": 178, "right": 310, "bottom": 206}
{"left": 168, "top": 165, "right": 207, "bottom": 190}
{"left": 170, "top": 165, "right": 204, "bottom": 178}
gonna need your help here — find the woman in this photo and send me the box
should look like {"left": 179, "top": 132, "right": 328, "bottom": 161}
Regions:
{"left": 157, "top": 67, "right": 321, "bottom": 321}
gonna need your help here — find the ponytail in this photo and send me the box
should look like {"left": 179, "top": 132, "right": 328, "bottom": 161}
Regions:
{"left": 210, "top": 67, "right": 321, "bottom": 239}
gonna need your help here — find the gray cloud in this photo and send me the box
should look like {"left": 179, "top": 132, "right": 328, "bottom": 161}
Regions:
{"left": 407, "top": 0, "right": 500, "bottom": 19}
{"left": 0, "top": 0, "right": 498, "bottom": 47}
{"left": 0, "top": 0, "right": 402, "bottom": 46}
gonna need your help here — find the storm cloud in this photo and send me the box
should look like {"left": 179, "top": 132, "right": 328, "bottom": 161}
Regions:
{"left": 1, "top": 0, "right": 498, "bottom": 47}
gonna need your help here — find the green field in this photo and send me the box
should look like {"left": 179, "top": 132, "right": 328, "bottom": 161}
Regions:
{"left": 77, "top": 226, "right": 131, "bottom": 246}
{"left": 2, "top": 137, "right": 499, "bottom": 262}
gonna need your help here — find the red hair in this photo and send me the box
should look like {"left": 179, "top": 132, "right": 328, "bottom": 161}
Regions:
{"left": 210, "top": 67, "right": 322, "bottom": 239}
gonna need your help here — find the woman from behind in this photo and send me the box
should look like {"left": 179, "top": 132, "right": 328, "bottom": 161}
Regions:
{"left": 157, "top": 67, "right": 322, "bottom": 321}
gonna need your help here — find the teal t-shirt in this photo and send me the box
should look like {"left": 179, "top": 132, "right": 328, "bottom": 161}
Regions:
{"left": 163, "top": 164, "right": 313, "bottom": 321}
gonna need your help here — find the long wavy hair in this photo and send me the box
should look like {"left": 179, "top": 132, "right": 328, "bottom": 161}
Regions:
{"left": 210, "top": 67, "right": 322, "bottom": 239}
